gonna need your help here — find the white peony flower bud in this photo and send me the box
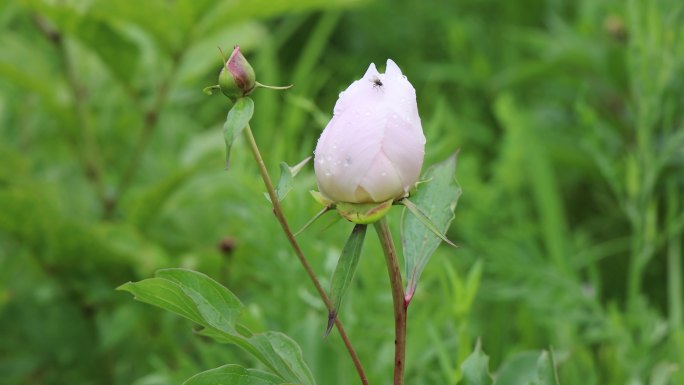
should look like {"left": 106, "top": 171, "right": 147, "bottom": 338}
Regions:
{"left": 314, "top": 59, "right": 426, "bottom": 203}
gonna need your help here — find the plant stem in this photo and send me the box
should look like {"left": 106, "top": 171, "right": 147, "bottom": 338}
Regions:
{"left": 242, "top": 123, "right": 369, "bottom": 385}
{"left": 374, "top": 217, "right": 406, "bottom": 385}
{"left": 667, "top": 182, "right": 683, "bottom": 329}
{"left": 107, "top": 51, "right": 185, "bottom": 219}
{"left": 35, "top": 16, "right": 108, "bottom": 208}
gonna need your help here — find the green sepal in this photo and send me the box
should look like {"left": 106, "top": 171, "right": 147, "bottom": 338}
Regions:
{"left": 294, "top": 207, "right": 332, "bottom": 237}
{"left": 202, "top": 85, "right": 221, "bottom": 95}
{"left": 265, "top": 157, "right": 311, "bottom": 203}
{"left": 310, "top": 190, "right": 334, "bottom": 207}
{"left": 336, "top": 199, "right": 394, "bottom": 224}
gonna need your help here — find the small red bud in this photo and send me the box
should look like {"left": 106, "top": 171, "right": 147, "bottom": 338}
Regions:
{"left": 219, "top": 46, "right": 256, "bottom": 100}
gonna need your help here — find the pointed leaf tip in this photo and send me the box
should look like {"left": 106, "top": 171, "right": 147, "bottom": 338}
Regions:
{"left": 325, "top": 311, "right": 336, "bottom": 337}
{"left": 460, "top": 339, "right": 493, "bottom": 385}
{"left": 222, "top": 97, "right": 254, "bottom": 170}
{"left": 268, "top": 157, "right": 313, "bottom": 203}
{"left": 327, "top": 224, "right": 367, "bottom": 334}
{"left": 402, "top": 154, "right": 461, "bottom": 302}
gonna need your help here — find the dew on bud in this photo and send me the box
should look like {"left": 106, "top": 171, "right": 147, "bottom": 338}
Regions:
{"left": 313, "top": 59, "right": 425, "bottom": 204}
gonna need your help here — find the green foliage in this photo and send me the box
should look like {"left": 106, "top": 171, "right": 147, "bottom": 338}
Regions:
{"left": 327, "top": 224, "right": 367, "bottom": 334}
{"left": 223, "top": 97, "right": 255, "bottom": 169}
{"left": 460, "top": 341, "right": 494, "bottom": 385}
{"left": 268, "top": 157, "right": 312, "bottom": 203}
{"left": 401, "top": 154, "right": 462, "bottom": 301}
{"left": 1, "top": 0, "right": 683, "bottom": 383}
{"left": 120, "top": 269, "right": 315, "bottom": 385}
{"left": 182, "top": 364, "right": 283, "bottom": 385}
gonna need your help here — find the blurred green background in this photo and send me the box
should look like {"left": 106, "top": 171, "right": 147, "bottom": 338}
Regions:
{"left": 1, "top": 0, "right": 683, "bottom": 384}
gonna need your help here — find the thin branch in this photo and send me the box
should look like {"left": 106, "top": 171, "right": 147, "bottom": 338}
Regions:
{"left": 242, "top": 123, "right": 369, "bottom": 385}
{"left": 374, "top": 217, "right": 406, "bottom": 385}
{"left": 105, "top": 51, "right": 184, "bottom": 219}
{"left": 34, "top": 15, "right": 108, "bottom": 207}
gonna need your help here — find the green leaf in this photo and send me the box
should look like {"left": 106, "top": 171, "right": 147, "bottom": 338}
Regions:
{"left": 460, "top": 340, "right": 493, "bottom": 385}
{"left": 401, "top": 199, "right": 458, "bottom": 247}
{"left": 402, "top": 154, "right": 462, "bottom": 302}
{"left": 120, "top": 269, "right": 316, "bottom": 385}
{"left": 265, "top": 156, "right": 312, "bottom": 203}
{"left": 156, "top": 269, "right": 244, "bottom": 333}
{"left": 326, "top": 224, "right": 367, "bottom": 335}
{"left": 223, "top": 97, "right": 254, "bottom": 170}
{"left": 182, "top": 364, "right": 282, "bottom": 385}
{"left": 118, "top": 268, "right": 243, "bottom": 334}
{"left": 198, "top": 329, "right": 316, "bottom": 385}
{"left": 531, "top": 350, "right": 560, "bottom": 385}
{"left": 246, "top": 332, "right": 316, "bottom": 385}
{"left": 495, "top": 351, "right": 542, "bottom": 385}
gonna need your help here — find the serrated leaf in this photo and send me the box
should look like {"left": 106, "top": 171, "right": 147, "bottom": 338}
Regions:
{"left": 118, "top": 268, "right": 243, "bottom": 334}
{"left": 265, "top": 156, "right": 312, "bottom": 203}
{"left": 326, "top": 224, "right": 367, "bottom": 336}
{"left": 460, "top": 340, "right": 493, "bottom": 385}
{"left": 182, "top": 364, "right": 282, "bottom": 385}
{"left": 402, "top": 154, "right": 462, "bottom": 302}
{"left": 223, "top": 97, "right": 254, "bottom": 170}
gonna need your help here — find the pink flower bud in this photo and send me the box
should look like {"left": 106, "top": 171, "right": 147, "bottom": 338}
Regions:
{"left": 219, "top": 46, "right": 256, "bottom": 99}
{"left": 314, "top": 59, "right": 425, "bottom": 203}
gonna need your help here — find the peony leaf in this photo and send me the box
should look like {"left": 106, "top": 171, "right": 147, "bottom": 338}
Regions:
{"left": 532, "top": 350, "right": 560, "bottom": 385}
{"left": 326, "top": 224, "right": 367, "bottom": 336}
{"left": 494, "top": 351, "right": 544, "bottom": 385}
{"left": 120, "top": 269, "right": 316, "bottom": 385}
{"left": 401, "top": 199, "right": 458, "bottom": 248}
{"left": 223, "top": 97, "right": 254, "bottom": 170}
{"left": 118, "top": 268, "right": 243, "bottom": 334}
{"left": 198, "top": 329, "right": 315, "bottom": 385}
{"left": 459, "top": 340, "right": 493, "bottom": 385}
{"left": 401, "top": 154, "right": 461, "bottom": 304}
{"left": 182, "top": 364, "right": 282, "bottom": 385}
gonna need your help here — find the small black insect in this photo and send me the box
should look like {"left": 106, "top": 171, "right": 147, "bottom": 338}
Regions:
{"left": 370, "top": 76, "right": 383, "bottom": 89}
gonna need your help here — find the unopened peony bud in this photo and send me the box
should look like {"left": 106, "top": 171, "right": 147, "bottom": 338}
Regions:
{"left": 314, "top": 59, "right": 425, "bottom": 203}
{"left": 219, "top": 46, "right": 256, "bottom": 99}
